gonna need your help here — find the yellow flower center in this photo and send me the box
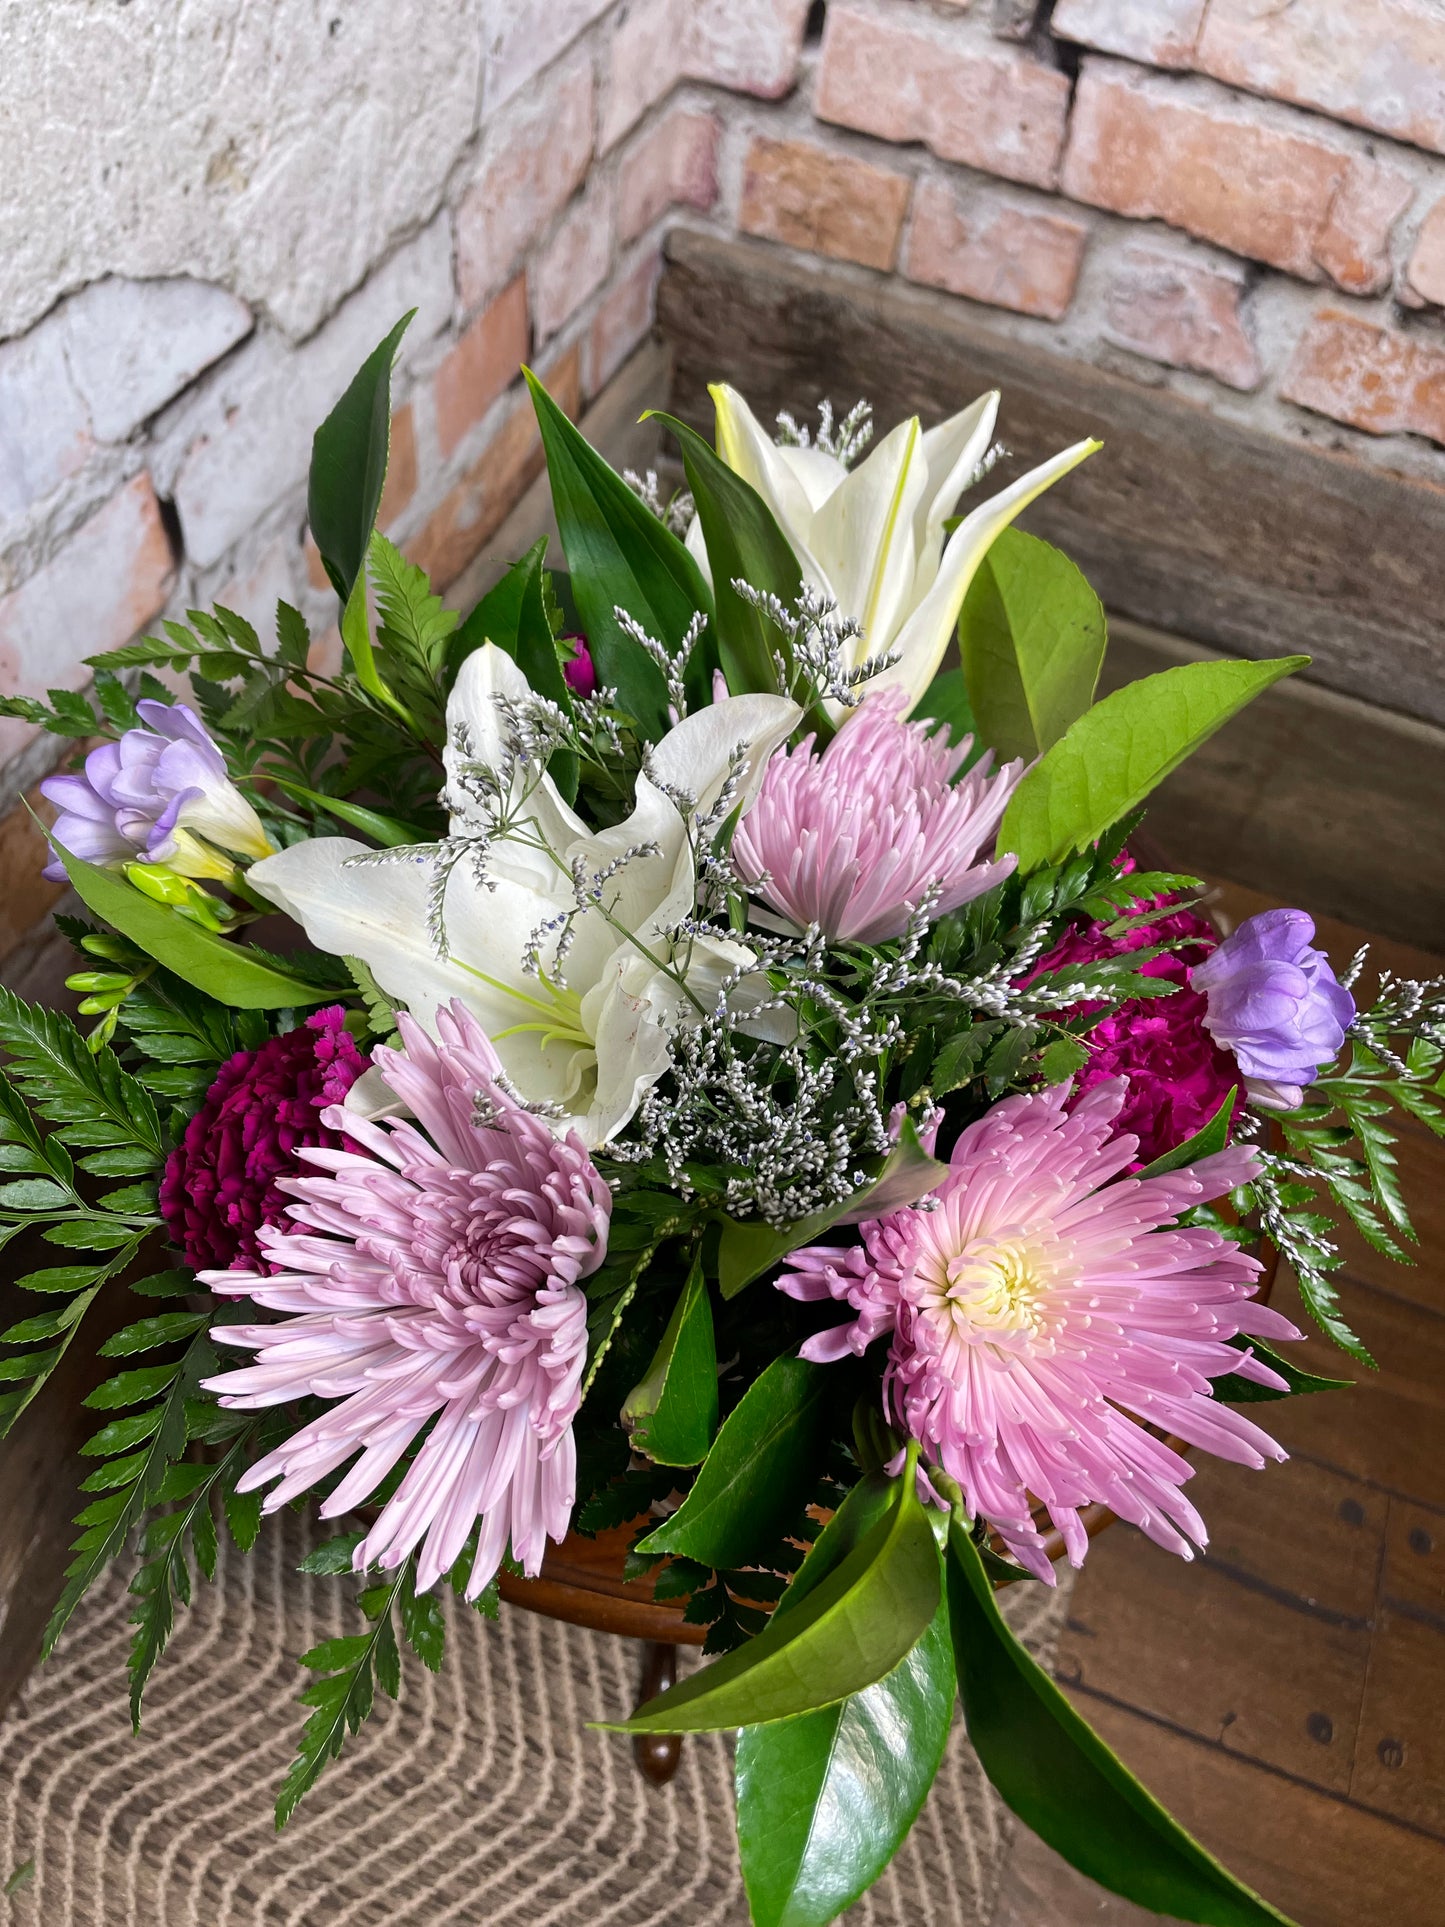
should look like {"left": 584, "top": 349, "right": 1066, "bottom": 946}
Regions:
{"left": 931, "top": 1239, "right": 1048, "bottom": 1338}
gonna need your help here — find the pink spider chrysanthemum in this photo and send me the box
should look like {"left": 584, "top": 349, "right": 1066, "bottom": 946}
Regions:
{"left": 778, "top": 1078, "right": 1300, "bottom": 1582}
{"left": 732, "top": 689, "right": 1024, "bottom": 946}
{"left": 199, "top": 1001, "right": 611, "bottom": 1600}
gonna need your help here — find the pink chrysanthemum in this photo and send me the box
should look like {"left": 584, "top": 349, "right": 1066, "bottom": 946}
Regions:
{"left": 200, "top": 1001, "right": 611, "bottom": 1599}
{"left": 778, "top": 1079, "right": 1298, "bottom": 1582}
{"left": 732, "top": 690, "right": 1024, "bottom": 945}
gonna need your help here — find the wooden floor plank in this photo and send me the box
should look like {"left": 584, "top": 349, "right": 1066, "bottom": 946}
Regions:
{"left": 1059, "top": 1456, "right": 1380, "bottom": 1796}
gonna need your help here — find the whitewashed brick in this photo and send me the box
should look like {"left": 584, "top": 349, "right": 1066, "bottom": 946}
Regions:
{"left": 532, "top": 182, "right": 615, "bottom": 342}
{"left": 170, "top": 222, "right": 453, "bottom": 570}
{"left": 0, "top": 316, "right": 92, "bottom": 528}
{"left": 484, "top": 0, "right": 613, "bottom": 113}
{"left": 62, "top": 278, "right": 253, "bottom": 443}
{"left": 0, "top": 0, "right": 483, "bottom": 342}
{"left": 0, "top": 475, "right": 174, "bottom": 766}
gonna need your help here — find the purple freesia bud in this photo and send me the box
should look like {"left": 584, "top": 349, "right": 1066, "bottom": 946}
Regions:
{"left": 40, "top": 700, "right": 272, "bottom": 883}
{"left": 561, "top": 634, "right": 596, "bottom": 699}
{"left": 1191, "top": 908, "right": 1354, "bottom": 1111}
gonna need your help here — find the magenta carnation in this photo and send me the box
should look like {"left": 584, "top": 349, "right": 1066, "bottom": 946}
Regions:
{"left": 780, "top": 1080, "right": 1299, "bottom": 1582}
{"left": 159, "top": 1007, "right": 366, "bottom": 1271}
{"left": 733, "top": 691, "right": 1023, "bottom": 946}
{"left": 1033, "top": 897, "right": 1239, "bottom": 1167}
{"left": 200, "top": 1001, "right": 611, "bottom": 1599}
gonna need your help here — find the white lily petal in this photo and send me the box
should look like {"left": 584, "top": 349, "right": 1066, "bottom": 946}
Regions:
{"left": 249, "top": 839, "right": 482, "bottom": 1030}
{"left": 710, "top": 383, "right": 819, "bottom": 543}
{"left": 685, "top": 510, "right": 712, "bottom": 588}
{"left": 642, "top": 692, "right": 801, "bottom": 823}
{"left": 444, "top": 643, "right": 589, "bottom": 860}
{"left": 864, "top": 436, "right": 1101, "bottom": 719}
{"left": 775, "top": 441, "right": 849, "bottom": 510}
{"left": 809, "top": 416, "right": 929, "bottom": 667}
{"left": 915, "top": 391, "right": 1000, "bottom": 570}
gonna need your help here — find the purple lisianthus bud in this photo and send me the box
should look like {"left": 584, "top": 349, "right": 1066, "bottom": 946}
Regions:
{"left": 1190, "top": 908, "right": 1354, "bottom": 1110}
{"left": 561, "top": 635, "right": 596, "bottom": 698}
{"left": 41, "top": 700, "right": 272, "bottom": 883}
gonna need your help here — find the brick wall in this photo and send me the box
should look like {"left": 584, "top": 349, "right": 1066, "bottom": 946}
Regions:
{"left": 3, "top": 0, "right": 1444, "bottom": 971}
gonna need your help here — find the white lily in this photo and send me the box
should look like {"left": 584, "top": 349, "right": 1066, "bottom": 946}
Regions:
{"left": 687, "top": 385, "right": 1099, "bottom": 719}
{"left": 249, "top": 645, "right": 799, "bottom": 1147}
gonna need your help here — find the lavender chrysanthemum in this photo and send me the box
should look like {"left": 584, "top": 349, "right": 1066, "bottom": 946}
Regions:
{"left": 732, "top": 691, "right": 1023, "bottom": 946}
{"left": 779, "top": 1079, "right": 1299, "bottom": 1581}
{"left": 41, "top": 699, "right": 271, "bottom": 882}
{"left": 200, "top": 1001, "right": 611, "bottom": 1599}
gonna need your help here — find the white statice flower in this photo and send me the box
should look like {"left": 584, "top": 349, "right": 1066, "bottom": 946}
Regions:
{"left": 688, "top": 384, "right": 1098, "bottom": 720}
{"left": 249, "top": 645, "right": 799, "bottom": 1146}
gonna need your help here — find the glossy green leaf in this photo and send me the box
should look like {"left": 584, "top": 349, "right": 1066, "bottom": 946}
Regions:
{"left": 55, "top": 845, "right": 332, "bottom": 1011}
{"left": 959, "top": 527, "right": 1106, "bottom": 763}
{"left": 635, "top": 1352, "right": 830, "bottom": 1570}
{"left": 946, "top": 1521, "right": 1297, "bottom": 1925}
{"left": 718, "top": 1119, "right": 946, "bottom": 1299}
{"left": 736, "top": 1477, "right": 955, "bottom": 1927}
{"left": 650, "top": 411, "right": 800, "bottom": 704}
{"left": 1137, "top": 1087, "right": 1238, "bottom": 1179}
{"left": 524, "top": 368, "right": 715, "bottom": 736}
{"left": 611, "top": 1469, "right": 941, "bottom": 1735}
{"left": 622, "top": 1252, "right": 718, "bottom": 1468}
{"left": 999, "top": 656, "right": 1309, "bottom": 872}
{"left": 269, "top": 779, "right": 426, "bottom": 848}
{"left": 308, "top": 313, "right": 413, "bottom": 602}
{"left": 339, "top": 566, "right": 413, "bottom": 727}
{"left": 1212, "top": 1334, "right": 1352, "bottom": 1405}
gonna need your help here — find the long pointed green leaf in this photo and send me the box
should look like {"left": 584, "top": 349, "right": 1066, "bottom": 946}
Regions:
{"left": 268, "top": 779, "right": 427, "bottom": 848}
{"left": 999, "top": 656, "right": 1308, "bottom": 871}
{"left": 946, "top": 1521, "right": 1297, "bottom": 1925}
{"left": 650, "top": 410, "right": 799, "bottom": 703}
{"left": 634, "top": 1352, "right": 830, "bottom": 1570}
{"left": 736, "top": 1476, "right": 955, "bottom": 1927}
{"left": 622, "top": 1252, "right": 718, "bottom": 1468}
{"left": 609, "top": 1472, "right": 941, "bottom": 1735}
{"left": 959, "top": 526, "right": 1106, "bottom": 762}
{"left": 55, "top": 845, "right": 333, "bottom": 1010}
{"left": 523, "top": 367, "right": 715, "bottom": 735}
{"left": 309, "top": 313, "right": 413, "bottom": 602}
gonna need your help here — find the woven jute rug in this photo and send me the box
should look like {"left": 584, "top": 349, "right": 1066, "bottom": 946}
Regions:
{"left": 0, "top": 1511, "right": 1073, "bottom": 1926}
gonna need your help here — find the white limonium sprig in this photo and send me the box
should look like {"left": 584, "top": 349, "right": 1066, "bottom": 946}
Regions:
{"left": 734, "top": 581, "right": 900, "bottom": 711}
{"left": 615, "top": 605, "right": 708, "bottom": 724}
{"left": 774, "top": 397, "right": 876, "bottom": 468}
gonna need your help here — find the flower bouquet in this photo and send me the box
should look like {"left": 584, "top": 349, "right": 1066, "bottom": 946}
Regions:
{"left": 2, "top": 317, "right": 1442, "bottom": 1927}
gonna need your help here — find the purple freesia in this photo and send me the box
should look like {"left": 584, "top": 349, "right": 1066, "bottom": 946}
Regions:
{"left": 41, "top": 700, "right": 271, "bottom": 882}
{"left": 1191, "top": 908, "right": 1354, "bottom": 1110}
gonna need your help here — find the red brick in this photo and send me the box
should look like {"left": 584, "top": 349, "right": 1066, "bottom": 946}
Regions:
{"left": 1061, "top": 60, "right": 1412, "bottom": 295}
{"left": 1104, "top": 245, "right": 1261, "bottom": 390}
{"left": 377, "top": 403, "right": 417, "bottom": 527}
{"left": 531, "top": 182, "right": 614, "bottom": 344}
{"left": 588, "top": 254, "right": 662, "bottom": 396}
{"left": 617, "top": 109, "right": 721, "bottom": 246}
{"left": 1281, "top": 310, "right": 1445, "bottom": 446}
{"left": 410, "top": 349, "right": 582, "bottom": 590}
{"left": 0, "top": 476, "right": 174, "bottom": 767}
{"left": 904, "top": 177, "right": 1087, "bottom": 321}
{"left": 455, "top": 65, "right": 594, "bottom": 312}
{"left": 1051, "top": 0, "right": 1204, "bottom": 69}
{"left": 1198, "top": 0, "right": 1445, "bottom": 159}
{"left": 433, "top": 279, "right": 530, "bottom": 460}
{"left": 739, "top": 136, "right": 911, "bottom": 273}
{"left": 816, "top": 6, "right": 1070, "bottom": 190}
{"left": 1406, "top": 199, "right": 1445, "bottom": 307}
{"left": 0, "top": 786, "right": 67, "bottom": 965}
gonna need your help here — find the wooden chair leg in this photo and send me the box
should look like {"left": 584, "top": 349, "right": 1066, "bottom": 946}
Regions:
{"left": 631, "top": 1640, "right": 684, "bottom": 1786}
